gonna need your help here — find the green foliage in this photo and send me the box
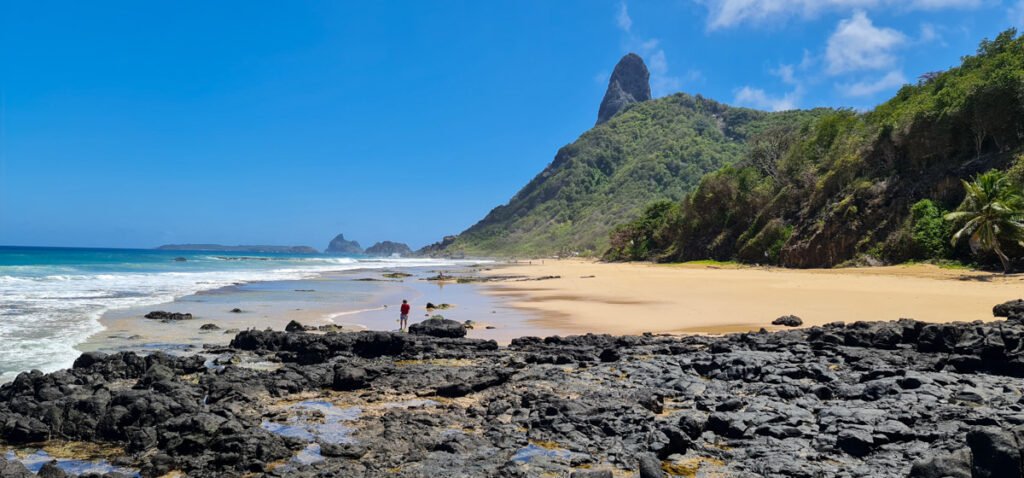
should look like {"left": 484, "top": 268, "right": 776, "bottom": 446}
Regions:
{"left": 910, "top": 200, "right": 954, "bottom": 260}
{"left": 449, "top": 93, "right": 824, "bottom": 256}
{"left": 605, "top": 200, "right": 678, "bottom": 261}
{"left": 945, "top": 170, "right": 1024, "bottom": 272}
{"left": 604, "top": 29, "right": 1024, "bottom": 268}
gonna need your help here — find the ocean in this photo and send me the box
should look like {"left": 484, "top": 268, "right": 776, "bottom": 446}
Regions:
{"left": 0, "top": 246, "right": 468, "bottom": 382}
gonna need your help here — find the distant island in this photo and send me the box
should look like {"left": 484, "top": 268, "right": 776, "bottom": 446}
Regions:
{"left": 156, "top": 244, "right": 320, "bottom": 254}
{"left": 325, "top": 234, "right": 363, "bottom": 255}
{"left": 365, "top": 241, "right": 413, "bottom": 257}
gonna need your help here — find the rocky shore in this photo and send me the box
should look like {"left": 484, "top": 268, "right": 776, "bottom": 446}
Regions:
{"left": 2, "top": 301, "right": 1024, "bottom": 477}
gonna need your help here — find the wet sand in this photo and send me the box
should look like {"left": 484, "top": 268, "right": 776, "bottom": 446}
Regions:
{"left": 80, "top": 265, "right": 559, "bottom": 355}
{"left": 482, "top": 259, "right": 1024, "bottom": 335}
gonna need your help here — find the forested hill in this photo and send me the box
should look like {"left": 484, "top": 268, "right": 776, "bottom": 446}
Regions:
{"left": 422, "top": 54, "right": 826, "bottom": 257}
{"left": 606, "top": 29, "right": 1024, "bottom": 269}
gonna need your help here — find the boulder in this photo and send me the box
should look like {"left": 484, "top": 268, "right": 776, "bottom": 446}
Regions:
{"left": 637, "top": 454, "right": 665, "bottom": 478}
{"left": 332, "top": 367, "right": 369, "bottom": 391}
{"left": 144, "top": 311, "right": 193, "bottom": 321}
{"left": 0, "top": 457, "right": 33, "bottom": 478}
{"left": 37, "top": 461, "right": 67, "bottom": 478}
{"left": 994, "top": 299, "right": 1024, "bottom": 319}
{"left": 409, "top": 317, "right": 467, "bottom": 338}
{"left": 967, "top": 426, "right": 1022, "bottom": 478}
{"left": 909, "top": 448, "right": 971, "bottom": 478}
{"left": 772, "top": 315, "right": 803, "bottom": 327}
{"left": 199, "top": 323, "right": 220, "bottom": 331}
{"left": 285, "top": 320, "right": 306, "bottom": 333}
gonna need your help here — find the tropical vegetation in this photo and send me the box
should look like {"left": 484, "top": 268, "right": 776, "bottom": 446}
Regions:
{"left": 605, "top": 29, "right": 1024, "bottom": 270}
{"left": 945, "top": 170, "right": 1024, "bottom": 273}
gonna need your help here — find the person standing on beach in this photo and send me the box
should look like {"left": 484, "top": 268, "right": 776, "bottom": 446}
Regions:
{"left": 399, "top": 299, "right": 411, "bottom": 331}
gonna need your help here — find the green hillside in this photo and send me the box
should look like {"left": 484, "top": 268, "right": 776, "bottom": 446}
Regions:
{"left": 436, "top": 94, "right": 824, "bottom": 256}
{"left": 606, "top": 29, "right": 1024, "bottom": 269}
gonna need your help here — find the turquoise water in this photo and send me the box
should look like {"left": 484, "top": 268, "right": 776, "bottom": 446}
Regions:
{"left": 0, "top": 246, "right": 462, "bottom": 382}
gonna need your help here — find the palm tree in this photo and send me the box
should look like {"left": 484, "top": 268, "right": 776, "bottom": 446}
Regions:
{"left": 944, "top": 170, "right": 1024, "bottom": 273}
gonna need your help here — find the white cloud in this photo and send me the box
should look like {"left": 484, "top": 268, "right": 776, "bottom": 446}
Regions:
{"left": 617, "top": 2, "right": 633, "bottom": 32}
{"left": 839, "top": 70, "right": 908, "bottom": 96}
{"left": 699, "top": 0, "right": 983, "bottom": 30}
{"left": 734, "top": 86, "right": 801, "bottom": 111}
{"left": 645, "top": 47, "right": 684, "bottom": 97}
{"left": 772, "top": 64, "right": 797, "bottom": 85}
{"left": 826, "top": 11, "right": 907, "bottom": 75}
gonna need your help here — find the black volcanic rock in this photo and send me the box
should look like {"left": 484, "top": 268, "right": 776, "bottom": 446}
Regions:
{"left": 15, "top": 306, "right": 1024, "bottom": 476}
{"left": 596, "top": 53, "right": 651, "bottom": 125}
{"left": 365, "top": 241, "right": 413, "bottom": 257}
{"left": 326, "top": 233, "right": 363, "bottom": 254}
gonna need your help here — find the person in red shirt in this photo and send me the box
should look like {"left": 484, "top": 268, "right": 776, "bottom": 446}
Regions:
{"left": 399, "top": 299, "right": 411, "bottom": 332}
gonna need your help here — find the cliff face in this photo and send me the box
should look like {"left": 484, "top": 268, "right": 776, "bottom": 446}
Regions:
{"left": 325, "top": 234, "right": 363, "bottom": 254}
{"left": 596, "top": 53, "right": 651, "bottom": 125}
{"left": 365, "top": 241, "right": 413, "bottom": 257}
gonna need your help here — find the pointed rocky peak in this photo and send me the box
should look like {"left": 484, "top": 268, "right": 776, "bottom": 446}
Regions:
{"left": 596, "top": 53, "right": 651, "bottom": 125}
{"left": 326, "top": 234, "right": 363, "bottom": 254}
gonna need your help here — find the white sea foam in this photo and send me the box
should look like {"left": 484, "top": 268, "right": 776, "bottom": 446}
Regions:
{"left": 0, "top": 257, "right": 485, "bottom": 382}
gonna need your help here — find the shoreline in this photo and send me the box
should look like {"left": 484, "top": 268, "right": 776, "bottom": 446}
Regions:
{"left": 77, "top": 261, "right": 552, "bottom": 360}
{"left": 480, "top": 259, "right": 1024, "bottom": 335}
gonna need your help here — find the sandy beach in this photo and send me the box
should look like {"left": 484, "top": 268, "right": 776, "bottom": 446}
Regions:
{"left": 482, "top": 259, "right": 1024, "bottom": 335}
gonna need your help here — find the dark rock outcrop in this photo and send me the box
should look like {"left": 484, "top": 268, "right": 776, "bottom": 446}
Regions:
{"left": 8, "top": 308, "right": 1024, "bottom": 476}
{"left": 408, "top": 317, "right": 467, "bottom": 338}
{"left": 325, "top": 234, "right": 363, "bottom": 255}
{"left": 364, "top": 241, "right": 413, "bottom": 257}
{"left": 144, "top": 311, "right": 192, "bottom": 321}
{"left": 772, "top": 315, "right": 803, "bottom": 327}
{"left": 596, "top": 53, "right": 651, "bottom": 125}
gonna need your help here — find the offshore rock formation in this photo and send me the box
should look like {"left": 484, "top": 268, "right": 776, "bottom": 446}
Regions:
{"left": 364, "top": 241, "right": 412, "bottom": 257}
{"left": 2, "top": 301, "right": 1024, "bottom": 476}
{"left": 325, "top": 234, "right": 363, "bottom": 255}
{"left": 596, "top": 53, "right": 651, "bottom": 125}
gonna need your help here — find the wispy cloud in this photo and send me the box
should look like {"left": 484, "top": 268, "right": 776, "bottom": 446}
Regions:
{"left": 617, "top": 2, "right": 633, "bottom": 32}
{"left": 734, "top": 86, "right": 801, "bottom": 111}
{"left": 839, "top": 70, "right": 908, "bottom": 96}
{"left": 698, "top": 0, "right": 983, "bottom": 30}
{"left": 825, "top": 11, "right": 907, "bottom": 75}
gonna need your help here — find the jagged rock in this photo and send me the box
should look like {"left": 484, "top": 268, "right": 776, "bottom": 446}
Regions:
{"left": 325, "top": 233, "right": 363, "bottom": 254}
{"left": 597, "top": 53, "right": 651, "bottom": 125}
{"left": 409, "top": 317, "right": 467, "bottom": 338}
{"left": 772, "top": 315, "right": 803, "bottom": 327}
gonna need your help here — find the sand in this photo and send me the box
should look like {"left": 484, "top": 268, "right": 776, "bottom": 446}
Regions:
{"left": 482, "top": 260, "right": 1024, "bottom": 335}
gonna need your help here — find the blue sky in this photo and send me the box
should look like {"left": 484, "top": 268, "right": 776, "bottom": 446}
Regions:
{"left": 0, "top": 0, "right": 1018, "bottom": 249}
